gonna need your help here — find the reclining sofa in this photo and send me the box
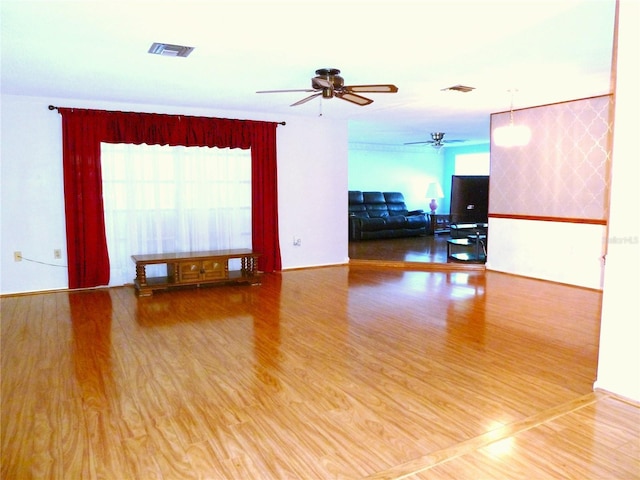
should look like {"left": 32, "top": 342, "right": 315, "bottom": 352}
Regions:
{"left": 348, "top": 191, "right": 429, "bottom": 241}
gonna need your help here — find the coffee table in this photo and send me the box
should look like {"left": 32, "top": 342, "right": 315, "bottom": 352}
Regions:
{"left": 447, "top": 237, "right": 486, "bottom": 263}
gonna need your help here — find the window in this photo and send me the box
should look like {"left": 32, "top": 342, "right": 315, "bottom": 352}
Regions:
{"left": 454, "top": 153, "right": 490, "bottom": 176}
{"left": 101, "top": 143, "right": 251, "bottom": 286}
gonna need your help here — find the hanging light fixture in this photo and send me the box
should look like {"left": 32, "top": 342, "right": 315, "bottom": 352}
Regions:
{"left": 493, "top": 89, "right": 531, "bottom": 147}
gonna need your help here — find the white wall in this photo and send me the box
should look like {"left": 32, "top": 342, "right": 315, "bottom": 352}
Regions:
{"left": 0, "top": 94, "right": 348, "bottom": 294}
{"left": 595, "top": 0, "right": 640, "bottom": 402}
{"left": 1, "top": 95, "right": 68, "bottom": 293}
{"left": 277, "top": 116, "right": 349, "bottom": 269}
{"left": 348, "top": 143, "right": 443, "bottom": 212}
{"left": 486, "top": 218, "right": 606, "bottom": 289}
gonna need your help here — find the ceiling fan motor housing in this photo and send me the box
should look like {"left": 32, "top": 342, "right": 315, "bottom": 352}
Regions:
{"left": 313, "top": 68, "right": 344, "bottom": 93}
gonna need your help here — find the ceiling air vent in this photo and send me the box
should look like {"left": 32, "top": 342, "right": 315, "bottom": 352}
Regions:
{"left": 148, "top": 42, "right": 194, "bottom": 58}
{"left": 441, "top": 84, "right": 475, "bottom": 93}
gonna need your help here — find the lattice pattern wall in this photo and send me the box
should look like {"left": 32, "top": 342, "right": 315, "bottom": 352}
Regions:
{"left": 489, "top": 95, "right": 613, "bottom": 221}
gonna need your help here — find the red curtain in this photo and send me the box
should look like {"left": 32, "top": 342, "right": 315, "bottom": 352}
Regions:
{"left": 61, "top": 109, "right": 111, "bottom": 288}
{"left": 250, "top": 122, "right": 282, "bottom": 272}
{"left": 59, "top": 108, "right": 282, "bottom": 289}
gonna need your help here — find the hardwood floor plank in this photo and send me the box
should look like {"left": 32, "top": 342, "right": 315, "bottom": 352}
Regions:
{"left": 1, "top": 266, "right": 635, "bottom": 479}
{"left": 1, "top": 296, "right": 42, "bottom": 479}
{"left": 365, "top": 393, "right": 602, "bottom": 479}
{"left": 410, "top": 394, "right": 640, "bottom": 479}
{"left": 183, "top": 440, "right": 228, "bottom": 479}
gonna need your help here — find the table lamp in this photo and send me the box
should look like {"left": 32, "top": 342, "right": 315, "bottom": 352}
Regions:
{"left": 426, "top": 181, "right": 444, "bottom": 214}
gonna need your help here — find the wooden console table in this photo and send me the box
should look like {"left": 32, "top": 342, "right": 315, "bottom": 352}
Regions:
{"left": 131, "top": 249, "right": 261, "bottom": 297}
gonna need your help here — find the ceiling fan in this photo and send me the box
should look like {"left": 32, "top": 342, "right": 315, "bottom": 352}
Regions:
{"left": 404, "top": 132, "right": 464, "bottom": 148}
{"left": 256, "top": 68, "right": 398, "bottom": 107}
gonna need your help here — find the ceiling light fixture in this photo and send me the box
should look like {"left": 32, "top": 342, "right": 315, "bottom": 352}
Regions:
{"left": 431, "top": 132, "right": 446, "bottom": 148}
{"left": 148, "top": 42, "right": 194, "bottom": 58}
{"left": 493, "top": 89, "right": 531, "bottom": 147}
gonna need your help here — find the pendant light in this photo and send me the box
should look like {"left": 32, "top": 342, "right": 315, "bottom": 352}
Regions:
{"left": 493, "top": 89, "right": 531, "bottom": 147}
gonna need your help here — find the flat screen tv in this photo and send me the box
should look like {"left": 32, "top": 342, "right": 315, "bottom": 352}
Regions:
{"left": 450, "top": 175, "right": 489, "bottom": 224}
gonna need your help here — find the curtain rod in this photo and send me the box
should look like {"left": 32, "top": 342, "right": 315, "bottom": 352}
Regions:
{"left": 47, "top": 105, "right": 286, "bottom": 125}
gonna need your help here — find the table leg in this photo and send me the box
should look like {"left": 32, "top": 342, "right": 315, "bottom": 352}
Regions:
{"left": 241, "top": 255, "right": 257, "bottom": 275}
{"left": 135, "top": 263, "right": 147, "bottom": 286}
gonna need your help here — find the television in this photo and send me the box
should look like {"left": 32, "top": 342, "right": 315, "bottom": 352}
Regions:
{"left": 450, "top": 175, "right": 489, "bottom": 224}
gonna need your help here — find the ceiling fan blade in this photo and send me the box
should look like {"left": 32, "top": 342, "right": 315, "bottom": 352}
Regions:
{"left": 335, "top": 91, "right": 373, "bottom": 106}
{"left": 403, "top": 140, "right": 433, "bottom": 145}
{"left": 256, "top": 88, "right": 316, "bottom": 94}
{"left": 290, "top": 92, "right": 323, "bottom": 106}
{"left": 343, "top": 84, "right": 398, "bottom": 93}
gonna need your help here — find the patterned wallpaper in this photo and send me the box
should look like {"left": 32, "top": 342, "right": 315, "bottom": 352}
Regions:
{"left": 489, "top": 95, "right": 613, "bottom": 221}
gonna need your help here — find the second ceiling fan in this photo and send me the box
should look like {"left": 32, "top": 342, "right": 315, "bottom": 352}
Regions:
{"left": 256, "top": 68, "right": 398, "bottom": 106}
{"left": 405, "top": 132, "right": 464, "bottom": 148}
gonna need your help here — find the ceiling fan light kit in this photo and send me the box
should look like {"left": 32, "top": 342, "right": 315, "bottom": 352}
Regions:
{"left": 256, "top": 68, "right": 398, "bottom": 107}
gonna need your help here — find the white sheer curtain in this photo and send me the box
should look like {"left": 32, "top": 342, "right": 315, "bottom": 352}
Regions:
{"left": 101, "top": 143, "right": 252, "bottom": 286}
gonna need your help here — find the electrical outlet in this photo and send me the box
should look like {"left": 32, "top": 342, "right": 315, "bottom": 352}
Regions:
{"left": 293, "top": 237, "right": 302, "bottom": 246}
{"left": 54, "top": 249, "right": 62, "bottom": 259}
{"left": 14, "top": 251, "right": 22, "bottom": 262}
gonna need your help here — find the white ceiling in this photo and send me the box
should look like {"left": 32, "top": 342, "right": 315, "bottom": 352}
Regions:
{"left": 0, "top": 0, "right": 616, "bottom": 146}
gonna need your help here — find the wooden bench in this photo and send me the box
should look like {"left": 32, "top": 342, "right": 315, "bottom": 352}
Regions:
{"left": 131, "top": 249, "right": 261, "bottom": 297}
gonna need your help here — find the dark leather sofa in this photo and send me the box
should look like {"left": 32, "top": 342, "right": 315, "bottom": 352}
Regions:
{"left": 348, "top": 191, "right": 429, "bottom": 241}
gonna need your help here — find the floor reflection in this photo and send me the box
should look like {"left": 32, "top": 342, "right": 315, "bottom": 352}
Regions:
{"left": 348, "top": 235, "right": 451, "bottom": 263}
{"left": 69, "top": 289, "right": 114, "bottom": 410}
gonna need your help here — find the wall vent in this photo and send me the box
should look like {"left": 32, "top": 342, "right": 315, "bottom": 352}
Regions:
{"left": 148, "top": 42, "right": 195, "bottom": 58}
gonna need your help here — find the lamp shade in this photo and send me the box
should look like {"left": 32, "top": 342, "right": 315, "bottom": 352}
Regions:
{"left": 425, "top": 181, "right": 444, "bottom": 199}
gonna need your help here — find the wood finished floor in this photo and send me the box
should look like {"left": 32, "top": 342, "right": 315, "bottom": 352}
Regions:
{"left": 348, "top": 235, "right": 451, "bottom": 264}
{"left": 2, "top": 266, "right": 639, "bottom": 479}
